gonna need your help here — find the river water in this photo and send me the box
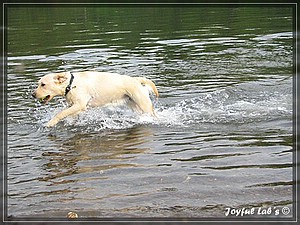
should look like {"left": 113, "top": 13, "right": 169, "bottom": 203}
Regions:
{"left": 6, "top": 6, "right": 294, "bottom": 220}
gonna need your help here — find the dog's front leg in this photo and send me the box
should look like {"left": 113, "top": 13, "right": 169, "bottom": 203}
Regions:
{"left": 46, "top": 104, "right": 86, "bottom": 127}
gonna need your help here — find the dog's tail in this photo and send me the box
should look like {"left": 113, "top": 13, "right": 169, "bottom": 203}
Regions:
{"left": 134, "top": 77, "right": 159, "bottom": 98}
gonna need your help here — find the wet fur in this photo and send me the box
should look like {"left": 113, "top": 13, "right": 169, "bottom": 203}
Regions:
{"left": 32, "top": 71, "right": 159, "bottom": 127}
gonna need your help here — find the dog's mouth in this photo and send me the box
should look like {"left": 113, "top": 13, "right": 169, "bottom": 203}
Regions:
{"left": 40, "top": 95, "right": 51, "bottom": 104}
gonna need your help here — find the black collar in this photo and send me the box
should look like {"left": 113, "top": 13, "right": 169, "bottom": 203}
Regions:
{"left": 65, "top": 72, "right": 74, "bottom": 96}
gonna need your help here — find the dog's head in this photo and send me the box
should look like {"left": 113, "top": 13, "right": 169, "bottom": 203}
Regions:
{"left": 32, "top": 72, "right": 69, "bottom": 104}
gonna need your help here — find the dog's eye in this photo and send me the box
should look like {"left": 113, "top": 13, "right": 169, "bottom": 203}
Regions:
{"left": 41, "top": 83, "right": 46, "bottom": 87}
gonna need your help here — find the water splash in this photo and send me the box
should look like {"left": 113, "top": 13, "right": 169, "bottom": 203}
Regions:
{"left": 30, "top": 83, "right": 292, "bottom": 132}
{"left": 158, "top": 87, "right": 292, "bottom": 125}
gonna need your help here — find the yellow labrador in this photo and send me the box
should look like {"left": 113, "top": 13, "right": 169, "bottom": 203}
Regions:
{"left": 32, "top": 71, "right": 159, "bottom": 127}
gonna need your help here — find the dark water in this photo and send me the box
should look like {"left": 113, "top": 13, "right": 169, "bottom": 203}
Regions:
{"left": 6, "top": 6, "right": 294, "bottom": 219}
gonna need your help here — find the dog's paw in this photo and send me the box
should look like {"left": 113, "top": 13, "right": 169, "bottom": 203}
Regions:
{"left": 46, "top": 119, "right": 58, "bottom": 127}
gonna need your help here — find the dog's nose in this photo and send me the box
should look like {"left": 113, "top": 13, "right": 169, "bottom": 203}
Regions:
{"left": 32, "top": 92, "right": 36, "bottom": 98}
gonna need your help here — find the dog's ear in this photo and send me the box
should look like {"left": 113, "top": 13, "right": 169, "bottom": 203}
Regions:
{"left": 53, "top": 73, "right": 68, "bottom": 84}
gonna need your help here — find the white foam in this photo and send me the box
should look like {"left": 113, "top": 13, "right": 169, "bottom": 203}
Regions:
{"left": 31, "top": 84, "right": 292, "bottom": 131}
